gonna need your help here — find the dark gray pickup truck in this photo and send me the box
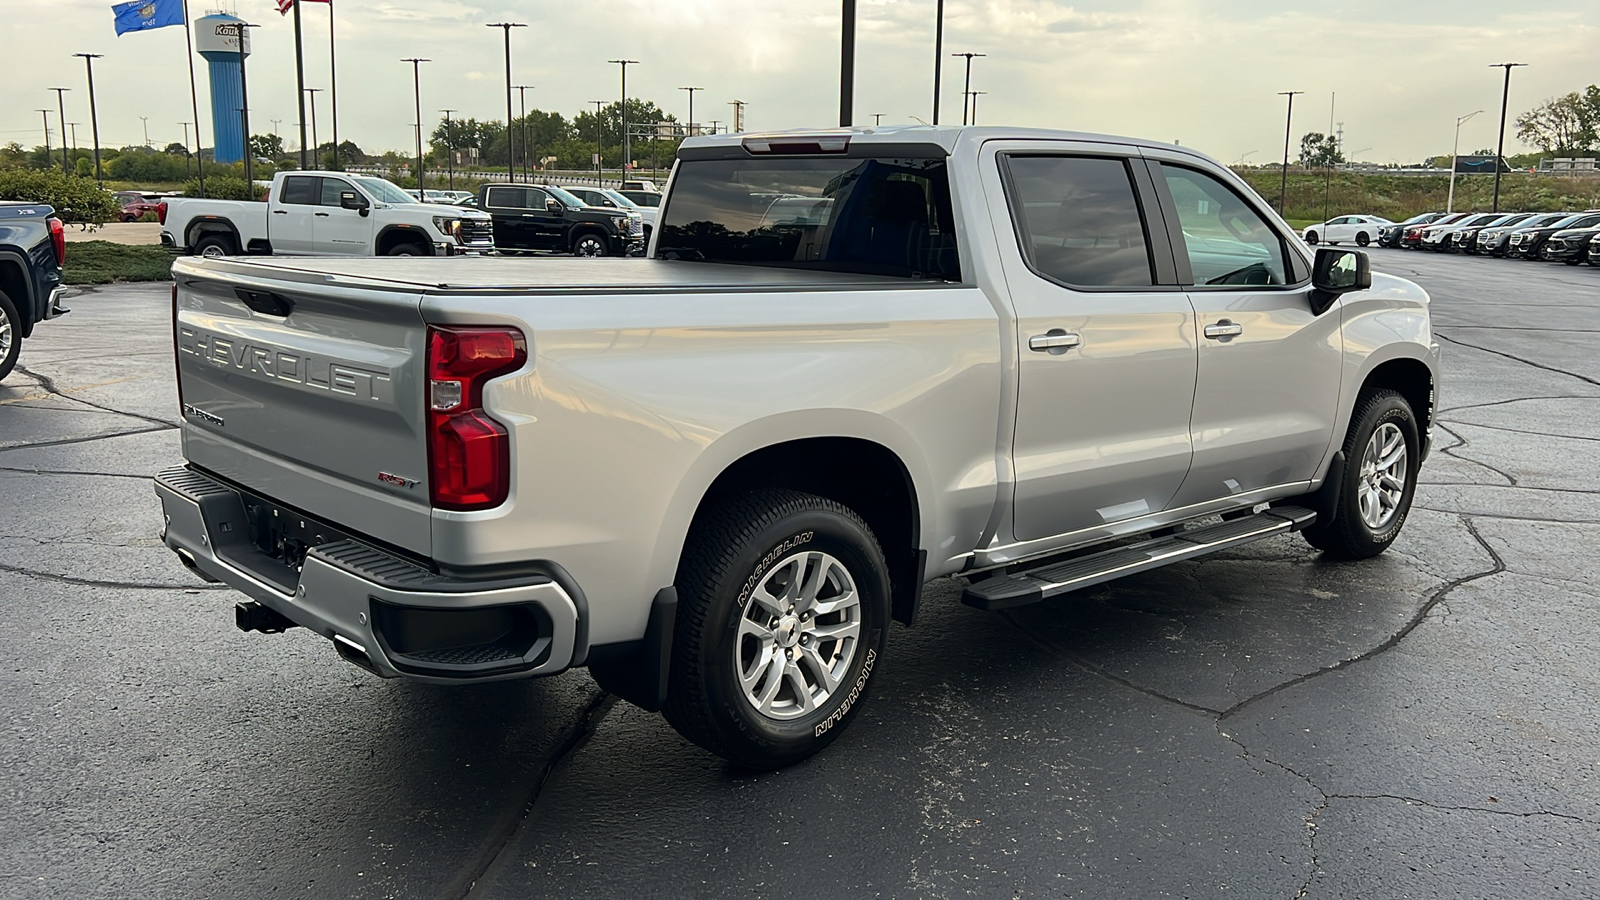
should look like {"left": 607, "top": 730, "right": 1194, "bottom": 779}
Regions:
{"left": 0, "top": 202, "right": 70, "bottom": 381}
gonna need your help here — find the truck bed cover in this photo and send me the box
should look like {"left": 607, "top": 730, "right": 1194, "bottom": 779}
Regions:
{"left": 173, "top": 256, "right": 941, "bottom": 294}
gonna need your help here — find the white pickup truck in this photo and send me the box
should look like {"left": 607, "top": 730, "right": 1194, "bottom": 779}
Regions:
{"left": 159, "top": 170, "right": 495, "bottom": 258}
{"left": 156, "top": 126, "right": 1439, "bottom": 770}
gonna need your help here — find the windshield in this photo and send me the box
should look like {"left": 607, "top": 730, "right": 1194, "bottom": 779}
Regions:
{"left": 544, "top": 185, "right": 588, "bottom": 209}
{"left": 599, "top": 189, "right": 641, "bottom": 210}
{"left": 355, "top": 176, "right": 417, "bottom": 205}
{"left": 657, "top": 156, "right": 959, "bottom": 279}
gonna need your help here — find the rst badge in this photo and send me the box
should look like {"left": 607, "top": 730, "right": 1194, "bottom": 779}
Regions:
{"left": 378, "top": 472, "right": 419, "bottom": 489}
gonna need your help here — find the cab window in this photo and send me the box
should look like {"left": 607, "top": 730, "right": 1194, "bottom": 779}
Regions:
{"left": 1002, "top": 155, "right": 1156, "bottom": 288}
{"left": 1161, "top": 165, "right": 1291, "bottom": 287}
{"left": 280, "top": 176, "right": 318, "bottom": 206}
{"left": 484, "top": 186, "right": 527, "bottom": 209}
{"left": 318, "top": 178, "right": 353, "bottom": 206}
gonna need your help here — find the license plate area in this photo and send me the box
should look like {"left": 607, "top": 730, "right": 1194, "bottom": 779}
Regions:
{"left": 206, "top": 487, "right": 357, "bottom": 595}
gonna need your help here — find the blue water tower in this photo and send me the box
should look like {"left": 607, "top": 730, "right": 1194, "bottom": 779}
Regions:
{"left": 195, "top": 12, "right": 251, "bottom": 164}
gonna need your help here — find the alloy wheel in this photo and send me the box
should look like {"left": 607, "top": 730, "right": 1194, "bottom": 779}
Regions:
{"left": 734, "top": 550, "right": 862, "bottom": 721}
{"left": 1358, "top": 422, "right": 1407, "bottom": 530}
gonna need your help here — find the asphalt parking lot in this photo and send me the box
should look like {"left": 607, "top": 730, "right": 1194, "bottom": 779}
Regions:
{"left": 3, "top": 250, "right": 1598, "bottom": 898}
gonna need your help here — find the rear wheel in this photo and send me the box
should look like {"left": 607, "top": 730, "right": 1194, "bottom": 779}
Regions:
{"left": 665, "top": 489, "right": 890, "bottom": 770}
{"left": 1356, "top": 232, "right": 1371, "bottom": 246}
{"left": 1303, "top": 389, "right": 1419, "bottom": 559}
{"left": 0, "top": 290, "right": 21, "bottom": 381}
{"left": 193, "top": 233, "right": 237, "bottom": 258}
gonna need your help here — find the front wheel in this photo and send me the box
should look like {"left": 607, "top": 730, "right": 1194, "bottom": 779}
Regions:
{"left": 665, "top": 489, "right": 891, "bottom": 770}
{"left": 1302, "top": 389, "right": 1420, "bottom": 559}
{"left": 1356, "top": 232, "right": 1371, "bottom": 246}
{"left": 386, "top": 242, "right": 427, "bottom": 257}
{"left": 1305, "top": 231, "right": 1319, "bottom": 245}
{"left": 571, "top": 232, "right": 608, "bottom": 257}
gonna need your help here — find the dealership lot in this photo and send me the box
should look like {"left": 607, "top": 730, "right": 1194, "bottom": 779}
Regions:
{"left": 2, "top": 250, "right": 1597, "bottom": 898}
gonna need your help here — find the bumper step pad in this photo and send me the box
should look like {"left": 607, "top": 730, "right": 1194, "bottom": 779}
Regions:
{"left": 962, "top": 506, "right": 1316, "bottom": 610}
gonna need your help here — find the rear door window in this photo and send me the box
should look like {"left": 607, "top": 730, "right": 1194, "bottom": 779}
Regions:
{"left": 484, "top": 187, "right": 527, "bottom": 209}
{"left": 1001, "top": 155, "right": 1156, "bottom": 288}
{"left": 280, "top": 176, "right": 319, "bottom": 206}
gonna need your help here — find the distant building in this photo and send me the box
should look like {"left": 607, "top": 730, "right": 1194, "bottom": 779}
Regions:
{"left": 1454, "top": 155, "right": 1511, "bottom": 174}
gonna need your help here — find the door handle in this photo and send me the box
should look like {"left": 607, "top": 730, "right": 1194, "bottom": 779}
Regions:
{"left": 1203, "top": 320, "right": 1244, "bottom": 340}
{"left": 272, "top": 209, "right": 288, "bottom": 215}
{"left": 314, "top": 212, "right": 329, "bottom": 217}
{"left": 1028, "top": 330, "right": 1082, "bottom": 353}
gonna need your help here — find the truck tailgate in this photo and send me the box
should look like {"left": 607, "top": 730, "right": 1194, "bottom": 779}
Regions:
{"left": 172, "top": 259, "right": 433, "bottom": 556}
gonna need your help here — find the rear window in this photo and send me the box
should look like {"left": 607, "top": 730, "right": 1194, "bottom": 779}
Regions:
{"left": 657, "top": 157, "right": 960, "bottom": 280}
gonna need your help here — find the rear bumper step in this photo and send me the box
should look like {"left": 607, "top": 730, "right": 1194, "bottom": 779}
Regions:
{"left": 154, "top": 465, "right": 579, "bottom": 682}
{"left": 962, "top": 506, "right": 1316, "bottom": 610}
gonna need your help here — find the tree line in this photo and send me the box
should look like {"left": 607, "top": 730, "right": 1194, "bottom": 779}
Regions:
{"left": 1516, "top": 85, "right": 1600, "bottom": 158}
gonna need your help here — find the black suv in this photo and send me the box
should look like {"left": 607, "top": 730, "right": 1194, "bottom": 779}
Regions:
{"left": 1540, "top": 225, "right": 1600, "bottom": 265}
{"left": 1506, "top": 212, "right": 1600, "bottom": 260}
{"left": 1378, "top": 212, "right": 1442, "bottom": 248}
{"left": 0, "top": 202, "right": 69, "bottom": 381}
{"left": 476, "top": 183, "right": 642, "bottom": 256}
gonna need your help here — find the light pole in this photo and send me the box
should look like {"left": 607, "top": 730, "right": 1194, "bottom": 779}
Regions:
{"left": 590, "top": 99, "right": 606, "bottom": 183}
{"left": 180, "top": 121, "right": 192, "bottom": 177}
{"left": 49, "top": 88, "right": 70, "bottom": 175}
{"left": 1235, "top": 149, "right": 1257, "bottom": 167}
{"left": 608, "top": 60, "right": 639, "bottom": 172}
{"left": 440, "top": 109, "right": 456, "bottom": 190}
{"left": 487, "top": 23, "right": 526, "bottom": 180}
{"left": 872, "top": 113, "right": 885, "bottom": 126}
{"left": 1277, "top": 90, "right": 1304, "bottom": 213}
{"left": 1489, "top": 62, "right": 1527, "bottom": 213}
{"left": 73, "top": 53, "right": 105, "bottom": 183}
{"left": 402, "top": 58, "right": 430, "bottom": 190}
{"left": 840, "top": 0, "right": 856, "bottom": 126}
{"left": 304, "top": 87, "right": 322, "bottom": 166}
{"left": 932, "top": 0, "right": 945, "bottom": 124}
{"left": 515, "top": 85, "right": 534, "bottom": 180}
{"left": 967, "top": 91, "right": 986, "bottom": 125}
{"left": 1448, "top": 109, "right": 1484, "bottom": 213}
{"left": 680, "top": 86, "right": 702, "bottom": 136}
{"left": 951, "top": 52, "right": 985, "bottom": 125}
{"left": 140, "top": 116, "right": 150, "bottom": 148}
{"left": 708, "top": 119, "right": 720, "bottom": 135}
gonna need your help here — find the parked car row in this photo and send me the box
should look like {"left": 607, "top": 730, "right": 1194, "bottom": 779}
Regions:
{"left": 1373, "top": 209, "right": 1600, "bottom": 264}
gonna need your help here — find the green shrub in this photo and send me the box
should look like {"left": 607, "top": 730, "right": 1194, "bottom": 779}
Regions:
{"left": 61, "top": 241, "right": 173, "bottom": 285}
{"left": 0, "top": 170, "right": 120, "bottom": 224}
{"left": 181, "top": 174, "right": 266, "bottom": 201}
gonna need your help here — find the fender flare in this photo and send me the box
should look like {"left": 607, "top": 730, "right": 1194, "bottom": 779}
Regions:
{"left": 376, "top": 224, "right": 435, "bottom": 255}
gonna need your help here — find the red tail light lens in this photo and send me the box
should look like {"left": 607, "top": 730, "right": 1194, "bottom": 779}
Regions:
{"left": 157, "top": 201, "right": 168, "bottom": 226}
{"left": 426, "top": 326, "right": 527, "bottom": 510}
{"left": 48, "top": 217, "right": 65, "bottom": 266}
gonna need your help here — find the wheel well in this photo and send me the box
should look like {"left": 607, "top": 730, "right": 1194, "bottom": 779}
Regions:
{"left": 693, "top": 437, "right": 925, "bottom": 625}
{"left": 186, "top": 220, "right": 239, "bottom": 253}
{"left": 377, "top": 227, "right": 431, "bottom": 255}
{"left": 0, "top": 258, "right": 33, "bottom": 337}
{"left": 1361, "top": 357, "right": 1434, "bottom": 435}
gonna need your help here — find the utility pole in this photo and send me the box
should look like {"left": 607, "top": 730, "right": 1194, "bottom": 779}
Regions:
{"left": 487, "top": 23, "right": 526, "bottom": 180}
{"left": 1277, "top": 90, "right": 1304, "bottom": 213}
{"left": 440, "top": 109, "right": 456, "bottom": 190}
{"left": 73, "top": 53, "right": 105, "bottom": 183}
{"left": 304, "top": 87, "right": 322, "bottom": 165}
{"left": 292, "top": 0, "right": 308, "bottom": 169}
{"left": 708, "top": 119, "right": 720, "bottom": 135}
{"left": 180, "top": 0, "right": 206, "bottom": 194}
{"left": 840, "top": 0, "right": 856, "bottom": 126}
{"left": 327, "top": 0, "right": 340, "bottom": 169}
{"left": 590, "top": 100, "right": 605, "bottom": 183}
{"left": 1489, "top": 62, "right": 1527, "bottom": 213}
{"left": 680, "top": 86, "right": 702, "bottom": 136}
{"left": 1448, "top": 110, "right": 1484, "bottom": 213}
{"left": 140, "top": 116, "right": 150, "bottom": 148}
{"left": 49, "top": 88, "right": 70, "bottom": 175}
{"left": 608, "top": 60, "right": 639, "bottom": 171}
{"left": 37, "top": 110, "right": 52, "bottom": 166}
{"left": 932, "top": 0, "right": 945, "bottom": 124}
{"left": 515, "top": 85, "right": 534, "bottom": 180}
{"left": 232, "top": 23, "right": 258, "bottom": 192}
{"left": 402, "top": 58, "right": 430, "bottom": 191}
{"left": 951, "top": 52, "right": 985, "bottom": 126}
{"left": 180, "top": 121, "right": 192, "bottom": 177}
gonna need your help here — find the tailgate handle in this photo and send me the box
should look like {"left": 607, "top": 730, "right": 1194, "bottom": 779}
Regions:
{"left": 235, "top": 288, "right": 294, "bottom": 317}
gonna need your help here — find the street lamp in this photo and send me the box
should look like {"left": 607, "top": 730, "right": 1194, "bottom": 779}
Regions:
{"left": 1448, "top": 109, "right": 1484, "bottom": 213}
{"left": 932, "top": 0, "right": 945, "bottom": 124}
{"left": 179, "top": 121, "right": 192, "bottom": 177}
{"left": 401, "top": 58, "right": 430, "bottom": 191}
{"left": 72, "top": 53, "right": 105, "bottom": 183}
{"left": 515, "top": 85, "right": 534, "bottom": 181}
{"left": 304, "top": 87, "right": 322, "bottom": 166}
{"left": 967, "top": 91, "right": 987, "bottom": 125}
{"left": 487, "top": 23, "right": 526, "bottom": 181}
{"left": 1277, "top": 90, "right": 1304, "bottom": 213}
{"left": 1489, "top": 62, "right": 1527, "bottom": 212}
{"left": 440, "top": 109, "right": 456, "bottom": 190}
{"left": 840, "top": 0, "right": 856, "bottom": 126}
{"left": 1235, "top": 149, "right": 1257, "bottom": 167}
{"left": 608, "top": 60, "right": 639, "bottom": 171}
{"left": 951, "top": 52, "right": 985, "bottom": 125}
{"left": 590, "top": 99, "right": 606, "bottom": 183}
{"left": 680, "top": 86, "right": 702, "bottom": 137}
{"left": 48, "top": 88, "right": 70, "bottom": 175}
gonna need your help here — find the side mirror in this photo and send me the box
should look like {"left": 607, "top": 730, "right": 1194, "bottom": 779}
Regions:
{"left": 1309, "top": 247, "right": 1371, "bottom": 315}
{"left": 547, "top": 199, "right": 564, "bottom": 215}
{"left": 341, "top": 191, "right": 369, "bottom": 217}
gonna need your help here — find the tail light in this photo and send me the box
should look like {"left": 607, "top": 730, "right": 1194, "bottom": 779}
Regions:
{"left": 48, "top": 217, "right": 65, "bottom": 266}
{"left": 157, "top": 201, "right": 168, "bottom": 226}
{"left": 426, "top": 326, "right": 527, "bottom": 510}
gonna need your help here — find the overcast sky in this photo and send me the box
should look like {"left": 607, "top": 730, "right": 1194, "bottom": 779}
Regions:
{"left": 4, "top": 0, "right": 1597, "bottom": 166}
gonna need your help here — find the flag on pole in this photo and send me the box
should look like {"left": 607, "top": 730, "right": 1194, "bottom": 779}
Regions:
{"left": 112, "top": 0, "right": 183, "bottom": 34}
{"left": 276, "top": 0, "right": 329, "bottom": 15}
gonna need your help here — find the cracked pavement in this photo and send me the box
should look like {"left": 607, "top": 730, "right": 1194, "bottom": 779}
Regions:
{"left": 2, "top": 253, "right": 1598, "bottom": 898}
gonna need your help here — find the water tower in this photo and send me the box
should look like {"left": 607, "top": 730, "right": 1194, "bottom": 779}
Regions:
{"left": 195, "top": 11, "right": 250, "bottom": 164}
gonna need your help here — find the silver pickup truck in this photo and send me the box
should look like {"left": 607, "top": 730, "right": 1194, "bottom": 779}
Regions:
{"left": 156, "top": 126, "right": 1439, "bottom": 769}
